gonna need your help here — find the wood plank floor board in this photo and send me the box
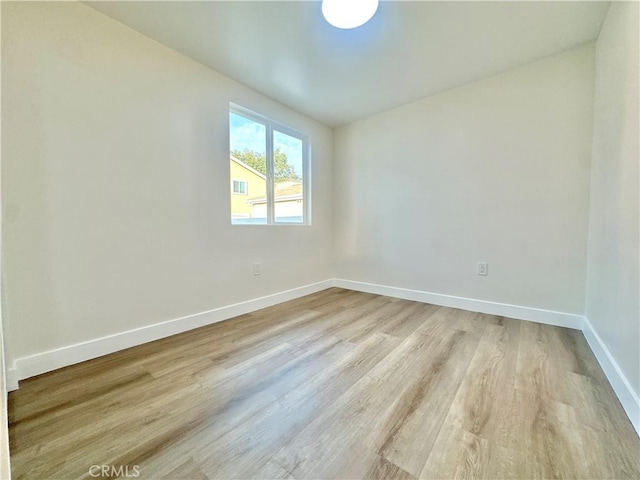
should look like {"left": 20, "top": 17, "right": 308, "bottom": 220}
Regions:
{"left": 272, "top": 328, "right": 480, "bottom": 478}
{"left": 413, "top": 306, "right": 465, "bottom": 338}
{"left": 371, "top": 330, "right": 482, "bottom": 476}
{"left": 189, "top": 332, "right": 402, "bottom": 479}
{"left": 159, "top": 458, "right": 208, "bottom": 480}
{"left": 512, "top": 387, "right": 591, "bottom": 480}
{"left": 247, "top": 459, "right": 295, "bottom": 480}
{"left": 336, "top": 299, "right": 425, "bottom": 344}
{"left": 444, "top": 319, "right": 521, "bottom": 444}
{"left": 420, "top": 421, "right": 497, "bottom": 480}
{"left": 515, "top": 321, "right": 577, "bottom": 406}
{"left": 12, "top": 328, "right": 343, "bottom": 457}
{"left": 8, "top": 288, "right": 639, "bottom": 479}
{"left": 566, "top": 373, "right": 640, "bottom": 479}
{"left": 126, "top": 325, "right": 387, "bottom": 478}
{"left": 13, "top": 329, "right": 353, "bottom": 475}
{"left": 379, "top": 302, "right": 440, "bottom": 340}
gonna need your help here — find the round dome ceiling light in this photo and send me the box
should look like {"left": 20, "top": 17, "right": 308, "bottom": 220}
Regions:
{"left": 322, "top": 0, "right": 379, "bottom": 29}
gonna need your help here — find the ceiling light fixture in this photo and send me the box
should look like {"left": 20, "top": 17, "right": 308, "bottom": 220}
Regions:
{"left": 322, "top": 0, "right": 379, "bottom": 29}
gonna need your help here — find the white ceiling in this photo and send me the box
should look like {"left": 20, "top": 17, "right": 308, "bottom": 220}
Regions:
{"left": 86, "top": 1, "right": 609, "bottom": 126}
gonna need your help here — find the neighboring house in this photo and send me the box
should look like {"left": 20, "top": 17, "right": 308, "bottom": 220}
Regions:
{"left": 248, "top": 181, "right": 303, "bottom": 221}
{"left": 230, "top": 156, "right": 266, "bottom": 219}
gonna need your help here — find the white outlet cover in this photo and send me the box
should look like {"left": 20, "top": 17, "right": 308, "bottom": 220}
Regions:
{"left": 477, "top": 262, "right": 488, "bottom": 276}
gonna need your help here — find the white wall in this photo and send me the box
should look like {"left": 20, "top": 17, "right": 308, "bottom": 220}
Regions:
{"left": 0, "top": 4, "right": 11, "bottom": 474}
{"left": 334, "top": 47, "right": 595, "bottom": 314}
{"left": 1, "top": 2, "right": 333, "bottom": 366}
{"left": 586, "top": 2, "right": 639, "bottom": 397}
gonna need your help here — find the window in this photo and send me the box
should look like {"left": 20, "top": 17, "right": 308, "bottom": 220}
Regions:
{"left": 229, "top": 105, "right": 309, "bottom": 225}
{"left": 232, "top": 180, "right": 247, "bottom": 195}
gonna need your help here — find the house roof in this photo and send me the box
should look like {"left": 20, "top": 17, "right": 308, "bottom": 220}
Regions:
{"left": 247, "top": 181, "right": 302, "bottom": 205}
{"left": 230, "top": 155, "right": 266, "bottom": 180}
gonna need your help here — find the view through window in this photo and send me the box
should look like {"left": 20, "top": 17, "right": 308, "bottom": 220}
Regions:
{"left": 230, "top": 107, "right": 308, "bottom": 225}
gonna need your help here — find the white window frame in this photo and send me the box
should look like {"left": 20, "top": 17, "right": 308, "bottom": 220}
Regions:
{"left": 230, "top": 103, "right": 311, "bottom": 226}
{"left": 231, "top": 179, "right": 248, "bottom": 196}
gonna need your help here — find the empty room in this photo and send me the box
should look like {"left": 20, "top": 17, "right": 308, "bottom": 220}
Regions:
{"left": 0, "top": 0, "right": 639, "bottom": 479}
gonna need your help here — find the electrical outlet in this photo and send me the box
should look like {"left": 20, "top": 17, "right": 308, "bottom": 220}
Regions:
{"left": 254, "top": 262, "right": 261, "bottom": 276}
{"left": 477, "top": 262, "right": 488, "bottom": 276}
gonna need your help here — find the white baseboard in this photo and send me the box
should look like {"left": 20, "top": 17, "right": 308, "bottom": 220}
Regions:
{"left": 582, "top": 316, "right": 640, "bottom": 436}
{"left": 333, "top": 279, "right": 584, "bottom": 329}
{"left": 7, "top": 279, "right": 333, "bottom": 392}
{"left": 5, "top": 368, "right": 18, "bottom": 392}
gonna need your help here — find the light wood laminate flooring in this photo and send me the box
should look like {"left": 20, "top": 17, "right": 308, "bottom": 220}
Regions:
{"left": 9, "top": 288, "right": 640, "bottom": 479}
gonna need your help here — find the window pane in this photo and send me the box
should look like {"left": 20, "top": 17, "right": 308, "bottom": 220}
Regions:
{"left": 273, "top": 130, "right": 304, "bottom": 224}
{"left": 232, "top": 180, "right": 247, "bottom": 194}
{"left": 230, "top": 113, "right": 267, "bottom": 225}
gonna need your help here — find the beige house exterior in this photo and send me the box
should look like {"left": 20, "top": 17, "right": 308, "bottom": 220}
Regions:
{"left": 230, "top": 156, "right": 266, "bottom": 219}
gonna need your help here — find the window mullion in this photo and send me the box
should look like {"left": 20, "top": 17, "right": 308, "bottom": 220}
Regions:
{"left": 266, "top": 125, "right": 275, "bottom": 224}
